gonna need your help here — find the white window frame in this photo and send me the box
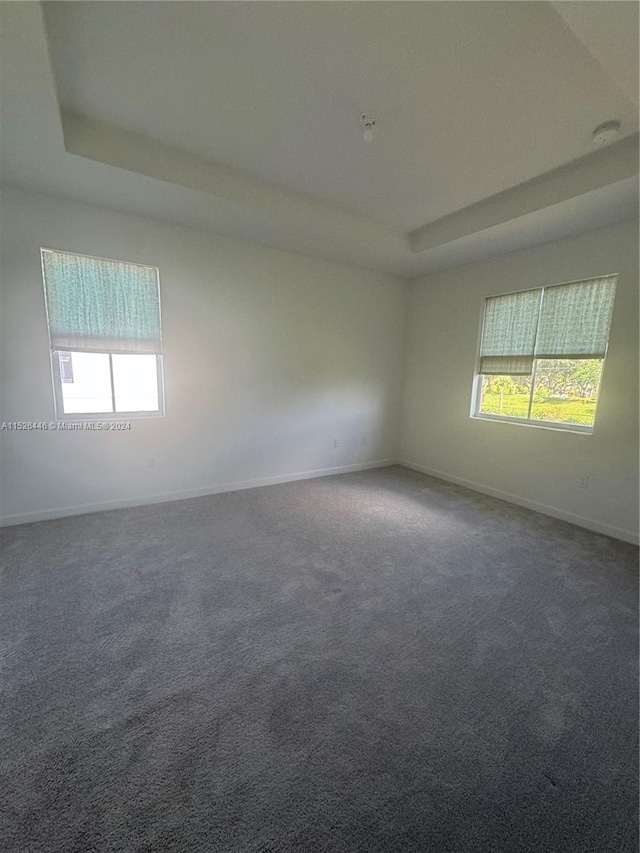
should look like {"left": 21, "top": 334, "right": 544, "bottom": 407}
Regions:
{"left": 50, "top": 349, "right": 165, "bottom": 422}
{"left": 42, "top": 248, "right": 165, "bottom": 422}
{"left": 469, "top": 277, "right": 614, "bottom": 435}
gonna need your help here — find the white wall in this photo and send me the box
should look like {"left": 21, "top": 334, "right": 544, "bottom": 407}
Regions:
{"left": 400, "top": 219, "right": 639, "bottom": 544}
{"left": 0, "top": 185, "right": 407, "bottom": 524}
{"left": 2, "top": 185, "right": 637, "bottom": 544}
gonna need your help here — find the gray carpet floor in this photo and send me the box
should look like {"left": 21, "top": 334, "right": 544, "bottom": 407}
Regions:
{"left": 1, "top": 465, "right": 638, "bottom": 852}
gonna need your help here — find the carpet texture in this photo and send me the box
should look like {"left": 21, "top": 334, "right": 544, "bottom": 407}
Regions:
{"left": 1, "top": 466, "right": 638, "bottom": 852}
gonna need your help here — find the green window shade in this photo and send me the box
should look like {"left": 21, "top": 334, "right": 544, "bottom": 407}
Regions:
{"left": 479, "top": 355, "right": 535, "bottom": 375}
{"left": 479, "top": 289, "right": 541, "bottom": 375}
{"left": 42, "top": 250, "right": 162, "bottom": 354}
{"left": 535, "top": 276, "right": 617, "bottom": 359}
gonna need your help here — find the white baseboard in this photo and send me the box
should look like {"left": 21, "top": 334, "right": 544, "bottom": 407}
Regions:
{"left": 4, "top": 458, "right": 637, "bottom": 545}
{"left": 398, "top": 459, "right": 639, "bottom": 546}
{"left": 0, "top": 459, "right": 395, "bottom": 528}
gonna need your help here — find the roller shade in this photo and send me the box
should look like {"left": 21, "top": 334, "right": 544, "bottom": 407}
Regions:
{"left": 535, "top": 277, "right": 617, "bottom": 359}
{"left": 42, "top": 249, "right": 162, "bottom": 354}
{"left": 479, "top": 276, "right": 617, "bottom": 375}
{"left": 479, "top": 289, "right": 541, "bottom": 375}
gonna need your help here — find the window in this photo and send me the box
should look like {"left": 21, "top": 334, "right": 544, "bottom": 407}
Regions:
{"left": 41, "top": 249, "right": 164, "bottom": 419}
{"left": 472, "top": 275, "right": 617, "bottom": 432}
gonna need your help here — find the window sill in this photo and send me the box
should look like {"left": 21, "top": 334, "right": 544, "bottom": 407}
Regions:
{"left": 53, "top": 411, "right": 165, "bottom": 422}
{"left": 470, "top": 412, "right": 593, "bottom": 435}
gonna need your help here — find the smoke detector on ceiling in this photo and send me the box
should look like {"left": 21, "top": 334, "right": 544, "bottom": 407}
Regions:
{"left": 361, "top": 115, "right": 376, "bottom": 143}
{"left": 592, "top": 120, "right": 621, "bottom": 146}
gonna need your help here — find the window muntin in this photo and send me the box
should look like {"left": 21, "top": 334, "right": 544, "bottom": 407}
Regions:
{"left": 473, "top": 276, "right": 616, "bottom": 432}
{"left": 42, "top": 250, "right": 164, "bottom": 419}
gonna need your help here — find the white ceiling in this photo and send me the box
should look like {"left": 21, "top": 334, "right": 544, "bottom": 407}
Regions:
{"left": 551, "top": 1, "right": 639, "bottom": 107}
{"left": 1, "top": 1, "right": 638, "bottom": 279}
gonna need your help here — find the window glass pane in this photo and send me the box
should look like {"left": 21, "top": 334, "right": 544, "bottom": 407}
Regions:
{"left": 112, "top": 354, "right": 159, "bottom": 412}
{"left": 530, "top": 359, "right": 603, "bottom": 427}
{"left": 59, "top": 352, "right": 113, "bottom": 414}
{"left": 478, "top": 374, "right": 532, "bottom": 419}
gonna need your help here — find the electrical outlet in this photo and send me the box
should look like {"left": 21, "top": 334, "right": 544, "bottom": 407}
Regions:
{"left": 147, "top": 458, "right": 156, "bottom": 469}
{"left": 333, "top": 439, "right": 340, "bottom": 448}
{"left": 578, "top": 474, "right": 590, "bottom": 489}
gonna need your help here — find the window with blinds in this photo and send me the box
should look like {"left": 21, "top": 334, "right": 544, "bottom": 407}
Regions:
{"left": 473, "top": 275, "right": 617, "bottom": 431}
{"left": 41, "top": 249, "right": 164, "bottom": 419}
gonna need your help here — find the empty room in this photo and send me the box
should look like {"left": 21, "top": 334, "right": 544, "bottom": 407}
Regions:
{"left": 1, "top": 2, "right": 638, "bottom": 851}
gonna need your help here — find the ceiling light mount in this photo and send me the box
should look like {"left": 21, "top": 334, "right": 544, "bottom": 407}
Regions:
{"left": 592, "top": 120, "right": 621, "bottom": 146}
{"left": 361, "top": 114, "right": 376, "bottom": 143}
